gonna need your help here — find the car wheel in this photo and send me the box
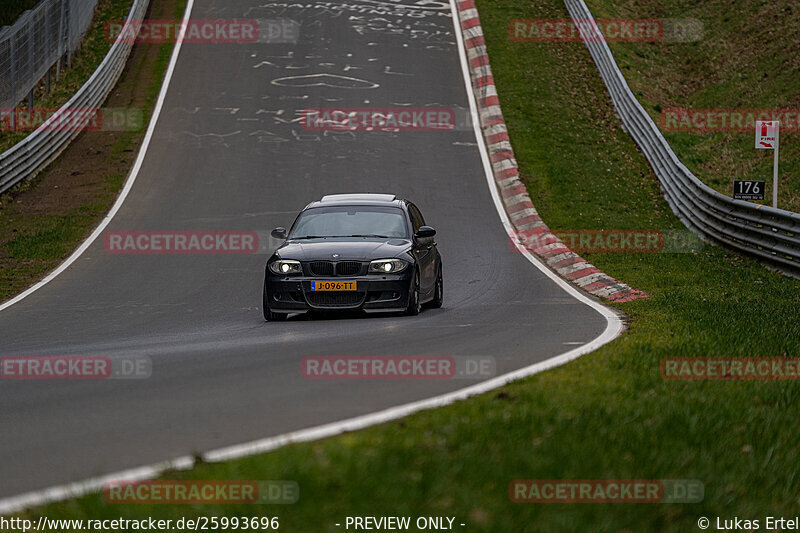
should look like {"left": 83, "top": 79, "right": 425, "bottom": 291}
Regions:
{"left": 405, "top": 270, "right": 422, "bottom": 316}
{"left": 263, "top": 281, "right": 286, "bottom": 321}
{"left": 428, "top": 264, "right": 443, "bottom": 309}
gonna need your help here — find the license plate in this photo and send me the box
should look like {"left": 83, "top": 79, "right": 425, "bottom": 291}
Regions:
{"left": 311, "top": 280, "right": 357, "bottom": 291}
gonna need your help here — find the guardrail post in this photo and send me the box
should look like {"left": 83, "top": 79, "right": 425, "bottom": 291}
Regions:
{"left": 44, "top": 1, "right": 51, "bottom": 94}
{"left": 28, "top": 12, "right": 34, "bottom": 110}
{"left": 66, "top": 0, "right": 72, "bottom": 68}
{"left": 56, "top": 0, "right": 66, "bottom": 80}
{"left": 10, "top": 33, "right": 16, "bottom": 111}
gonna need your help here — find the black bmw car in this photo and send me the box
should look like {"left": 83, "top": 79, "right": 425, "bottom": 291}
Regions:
{"left": 263, "top": 194, "right": 443, "bottom": 320}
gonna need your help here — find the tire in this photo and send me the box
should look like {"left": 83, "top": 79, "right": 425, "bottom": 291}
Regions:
{"left": 263, "top": 281, "right": 287, "bottom": 321}
{"left": 428, "top": 264, "right": 443, "bottom": 309}
{"left": 405, "top": 270, "right": 422, "bottom": 316}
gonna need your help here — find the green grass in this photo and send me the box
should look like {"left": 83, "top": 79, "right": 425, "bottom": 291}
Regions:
{"left": 585, "top": 0, "right": 800, "bottom": 212}
{"left": 9, "top": 0, "right": 800, "bottom": 530}
{"left": 0, "top": 0, "right": 135, "bottom": 153}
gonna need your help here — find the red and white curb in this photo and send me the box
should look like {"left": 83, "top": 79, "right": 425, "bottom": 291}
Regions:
{"left": 454, "top": 0, "right": 647, "bottom": 303}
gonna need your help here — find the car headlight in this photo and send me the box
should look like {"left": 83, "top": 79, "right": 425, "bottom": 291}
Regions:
{"left": 269, "top": 259, "right": 302, "bottom": 275}
{"left": 368, "top": 259, "right": 409, "bottom": 273}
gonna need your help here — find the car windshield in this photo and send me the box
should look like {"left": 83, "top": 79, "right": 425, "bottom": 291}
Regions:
{"left": 288, "top": 206, "right": 409, "bottom": 239}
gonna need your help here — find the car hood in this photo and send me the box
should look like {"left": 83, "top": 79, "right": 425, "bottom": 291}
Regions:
{"left": 276, "top": 238, "right": 411, "bottom": 261}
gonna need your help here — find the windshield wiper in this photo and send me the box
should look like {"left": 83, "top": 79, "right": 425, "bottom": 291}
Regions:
{"left": 291, "top": 234, "right": 395, "bottom": 240}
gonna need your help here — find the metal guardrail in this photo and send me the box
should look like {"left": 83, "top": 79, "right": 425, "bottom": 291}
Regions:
{"left": 0, "top": 0, "right": 98, "bottom": 110}
{"left": 565, "top": 0, "right": 800, "bottom": 276}
{"left": 0, "top": 0, "right": 149, "bottom": 194}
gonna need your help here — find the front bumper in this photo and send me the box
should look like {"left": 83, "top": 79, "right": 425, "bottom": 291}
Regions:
{"left": 265, "top": 271, "right": 412, "bottom": 313}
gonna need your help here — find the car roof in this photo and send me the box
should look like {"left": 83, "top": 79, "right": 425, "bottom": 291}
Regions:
{"left": 305, "top": 193, "right": 405, "bottom": 209}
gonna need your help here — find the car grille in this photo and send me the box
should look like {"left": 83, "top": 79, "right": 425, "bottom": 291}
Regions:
{"left": 307, "top": 261, "right": 363, "bottom": 276}
{"left": 336, "top": 261, "right": 362, "bottom": 276}
{"left": 309, "top": 261, "right": 334, "bottom": 276}
{"left": 305, "top": 292, "right": 365, "bottom": 308}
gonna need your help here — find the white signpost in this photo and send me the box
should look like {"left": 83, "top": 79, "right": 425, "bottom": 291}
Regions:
{"left": 755, "top": 120, "right": 780, "bottom": 208}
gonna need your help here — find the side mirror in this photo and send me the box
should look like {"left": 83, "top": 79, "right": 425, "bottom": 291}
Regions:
{"left": 271, "top": 227, "right": 287, "bottom": 239}
{"left": 415, "top": 226, "right": 436, "bottom": 239}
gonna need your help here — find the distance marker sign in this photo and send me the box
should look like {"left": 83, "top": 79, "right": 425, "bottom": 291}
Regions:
{"left": 733, "top": 180, "right": 765, "bottom": 201}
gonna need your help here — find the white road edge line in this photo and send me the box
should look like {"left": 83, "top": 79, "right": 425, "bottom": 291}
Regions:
{"left": 0, "top": 0, "right": 196, "bottom": 314}
{"left": 0, "top": 0, "right": 624, "bottom": 514}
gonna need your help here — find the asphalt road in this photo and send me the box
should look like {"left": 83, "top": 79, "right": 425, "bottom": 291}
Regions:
{"left": 0, "top": 0, "right": 610, "bottom": 498}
